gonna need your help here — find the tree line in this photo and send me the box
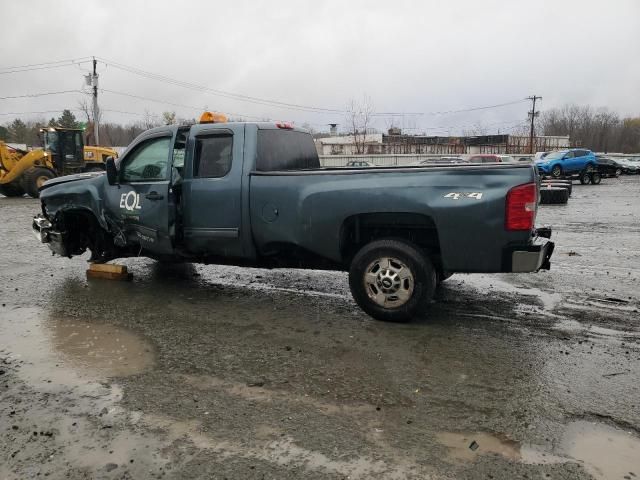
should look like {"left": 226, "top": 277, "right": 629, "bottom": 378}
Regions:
{"left": 2, "top": 104, "right": 640, "bottom": 153}
{"left": 539, "top": 104, "right": 640, "bottom": 153}
{"left": 0, "top": 109, "right": 197, "bottom": 148}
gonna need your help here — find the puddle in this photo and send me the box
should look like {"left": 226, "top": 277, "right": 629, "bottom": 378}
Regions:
{"left": 560, "top": 421, "right": 640, "bottom": 480}
{"left": 437, "top": 423, "right": 640, "bottom": 479}
{"left": 436, "top": 431, "right": 522, "bottom": 462}
{"left": 435, "top": 431, "right": 556, "bottom": 464}
{"left": 0, "top": 306, "right": 154, "bottom": 386}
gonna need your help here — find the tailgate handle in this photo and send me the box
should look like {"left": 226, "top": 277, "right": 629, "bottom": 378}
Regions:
{"left": 145, "top": 191, "right": 164, "bottom": 201}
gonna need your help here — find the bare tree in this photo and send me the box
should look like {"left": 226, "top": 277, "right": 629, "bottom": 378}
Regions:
{"left": 78, "top": 98, "right": 103, "bottom": 146}
{"left": 462, "top": 121, "right": 489, "bottom": 137}
{"left": 346, "top": 95, "right": 374, "bottom": 154}
{"left": 162, "top": 111, "right": 177, "bottom": 125}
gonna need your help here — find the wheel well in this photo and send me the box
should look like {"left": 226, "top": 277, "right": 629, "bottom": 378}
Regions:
{"left": 55, "top": 209, "right": 105, "bottom": 257}
{"left": 340, "top": 213, "right": 442, "bottom": 269}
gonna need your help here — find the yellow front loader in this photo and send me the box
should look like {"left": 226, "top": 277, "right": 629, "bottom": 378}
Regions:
{"left": 0, "top": 127, "right": 118, "bottom": 198}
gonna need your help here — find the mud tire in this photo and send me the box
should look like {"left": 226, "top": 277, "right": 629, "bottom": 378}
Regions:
{"left": 24, "top": 167, "right": 56, "bottom": 198}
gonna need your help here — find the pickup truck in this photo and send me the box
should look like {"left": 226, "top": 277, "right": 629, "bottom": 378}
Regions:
{"left": 33, "top": 117, "right": 554, "bottom": 322}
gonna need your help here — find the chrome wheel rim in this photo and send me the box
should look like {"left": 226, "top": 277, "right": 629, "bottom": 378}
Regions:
{"left": 364, "top": 257, "right": 414, "bottom": 308}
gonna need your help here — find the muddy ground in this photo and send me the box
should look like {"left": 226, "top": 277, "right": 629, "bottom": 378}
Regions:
{"left": 1, "top": 176, "right": 639, "bottom": 479}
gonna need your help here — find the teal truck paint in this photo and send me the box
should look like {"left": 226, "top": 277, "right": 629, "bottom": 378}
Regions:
{"left": 33, "top": 122, "right": 554, "bottom": 322}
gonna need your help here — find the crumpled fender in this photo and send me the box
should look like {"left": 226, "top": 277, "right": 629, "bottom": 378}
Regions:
{"left": 39, "top": 175, "right": 110, "bottom": 233}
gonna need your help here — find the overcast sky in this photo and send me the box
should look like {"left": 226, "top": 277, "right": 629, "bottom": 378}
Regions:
{"left": 1, "top": 0, "right": 639, "bottom": 134}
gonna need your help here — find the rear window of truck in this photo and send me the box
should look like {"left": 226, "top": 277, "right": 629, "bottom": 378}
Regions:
{"left": 256, "top": 130, "right": 320, "bottom": 171}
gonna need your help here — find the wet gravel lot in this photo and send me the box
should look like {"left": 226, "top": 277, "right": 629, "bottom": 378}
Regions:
{"left": 1, "top": 176, "right": 639, "bottom": 479}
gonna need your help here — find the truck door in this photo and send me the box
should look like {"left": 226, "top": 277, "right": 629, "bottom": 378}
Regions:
{"left": 181, "top": 125, "right": 244, "bottom": 257}
{"left": 105, "top": 130, "right": 176, "bottom": 255}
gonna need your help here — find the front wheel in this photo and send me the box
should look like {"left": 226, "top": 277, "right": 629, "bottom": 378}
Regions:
{"left": 551, "top": 165, "right": 562, "bottom": 178}
{"left": 24, "top": 167, "right": 56, "bottom": 198}
{"left": 348, "top": 239, "right": 436, "bottom": 322}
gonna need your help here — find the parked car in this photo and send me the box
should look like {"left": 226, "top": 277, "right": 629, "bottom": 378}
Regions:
{"left": 616, "top": 156, "right": 640, "bottom": 174}
{"left": 468, "top": 154, "right": 516, "bottom": 163}
{"left": 596, "top": 155, "right": 624, "bottom": 177}
{"left": 535, "top": 149, "right": 596, "bottom": 178}
{"left": 33, "top": 117, "right": 554, "bottom": 322}
{"left": 345, "top": 160, "right": 374, "bottom": 167}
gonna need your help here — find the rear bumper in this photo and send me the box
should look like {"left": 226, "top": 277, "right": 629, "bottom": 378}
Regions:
{"left": 502, "top": 228, "right": 555, "bottom": 273}
{"left": 32, "top": 214, "right": 68, "bottom": 257}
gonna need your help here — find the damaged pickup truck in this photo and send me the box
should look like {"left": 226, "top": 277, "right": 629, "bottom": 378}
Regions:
{"left": 33, "top": 115, "right": 554, "bottom": 322}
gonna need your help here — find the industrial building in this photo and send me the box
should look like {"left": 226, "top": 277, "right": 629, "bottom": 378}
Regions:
{"left": 315, "top": 129, "right": 570, "bottom": 155}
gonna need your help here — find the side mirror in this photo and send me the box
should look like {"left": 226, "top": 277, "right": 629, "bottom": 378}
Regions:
{"left": 105, "top": 157, "right": 118, "bottom": 185}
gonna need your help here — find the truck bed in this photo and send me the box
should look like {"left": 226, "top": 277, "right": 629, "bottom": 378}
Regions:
{"left": 249, "top": 162, "right": 537, "bottom": 272}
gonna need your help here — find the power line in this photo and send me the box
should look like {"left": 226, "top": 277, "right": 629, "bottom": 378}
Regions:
{"left": 97, "top": 56, "right": 526, "bottom": 117}
{"left": 0, "top": 55, "right": 531, "bottom": 119}
{"left": 0, "top": 109, "right": 83, "bottom": 116}
{"left": 97, "top": 56, "right": 345, "bottom": 114}
{"left": 0, "top": 57, "right": 92, "bottom": 71}
{"left": 420, "top": 99, "right": 528, "bottom": 116}
{"left": 0, "top": 58, "right": 93, "bottom": 75}
{"left": 100, "top": 88, "right": 271, "bottom": 121}
{"left": 0, "top": 89, "right": 82, "bottom": 100}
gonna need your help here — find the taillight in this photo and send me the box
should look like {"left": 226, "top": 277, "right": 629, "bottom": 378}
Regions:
{"left": 505, "top": 183, "right": 537, "bottom": 231}
{"left": 276, "top": 122, "right": 293, "bottom": 129}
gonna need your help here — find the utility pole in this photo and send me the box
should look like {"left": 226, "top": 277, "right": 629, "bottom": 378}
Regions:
{"left": 527, "top": 95, "right": 541, "bottom": 154}
{"left": 92, "top": 57, "right": 100, "bottom": 146}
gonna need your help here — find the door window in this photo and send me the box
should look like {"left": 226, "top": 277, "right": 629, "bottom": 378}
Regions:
{"left": 194, "top": 135, "right": 233, "bottom": 178}
{"left": 121, "top": 137, "right": 171, "bottom": 182}
{"left": 564, "top": 151, "right": 575, "bottom": 159}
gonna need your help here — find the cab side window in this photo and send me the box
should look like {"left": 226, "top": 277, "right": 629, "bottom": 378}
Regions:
{"left": 121, "top": 137, "right": 171, "bottom": 182}
{"left": 194, "top": 135, "right": 233, "bottom": 178}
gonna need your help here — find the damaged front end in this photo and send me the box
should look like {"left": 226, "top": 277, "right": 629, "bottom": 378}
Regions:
{"left": 32, "top": 214, "right": 69, "bottom": 257}
{"left": 33, "top": 209, "right": 122, "bottom": 263}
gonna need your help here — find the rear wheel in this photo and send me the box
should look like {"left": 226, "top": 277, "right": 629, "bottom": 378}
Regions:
{"left": 579, "top": 171, "right": 591, "bottom": 185}
{"left": 615, "top": 168, "right": 622, "bottom": 177}
{"left": 24, "top": 167, "right": 56, "bottom": 198}
{"left": 0, "top": 183, "right": 25, "bottom": 197}
{"left": 551, "top": 165, "right": 562, "bottom": 178}
{"left": 348, "top": 239, "right": 436, "bottom": 322}
{"left": 591, "top": 171, "right": 602, "bottom": 184}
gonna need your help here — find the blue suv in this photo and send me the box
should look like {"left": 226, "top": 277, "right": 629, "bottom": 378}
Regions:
{"left": 536, "top": 148, "right": 596, "bottom": 177}
{"left": 536, "top": 149, "right": 596, "bottom": 178}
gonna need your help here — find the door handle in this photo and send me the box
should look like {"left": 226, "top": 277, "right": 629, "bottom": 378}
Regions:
{"left": 145, "top": 191, "right": 164, "bottom": 201}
